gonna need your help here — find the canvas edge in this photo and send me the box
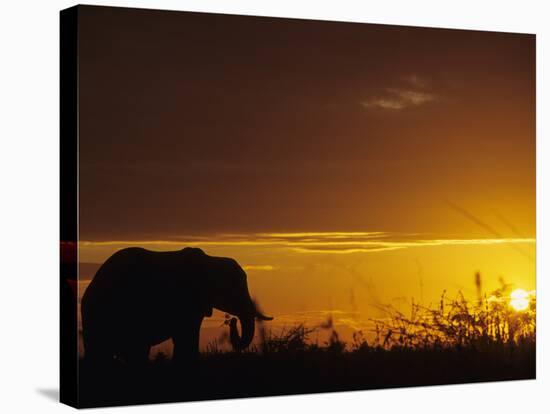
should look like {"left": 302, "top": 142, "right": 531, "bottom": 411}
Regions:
{"left": 60, "top": 4, "right": 79, "bottom": 409}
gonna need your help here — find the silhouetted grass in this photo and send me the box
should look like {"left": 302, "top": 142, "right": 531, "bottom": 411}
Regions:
{"left": 370, "top": 277, "right": 535, "bottom": 350}
{"left": 78, "top": 275, "right": 535, "bottom": 408}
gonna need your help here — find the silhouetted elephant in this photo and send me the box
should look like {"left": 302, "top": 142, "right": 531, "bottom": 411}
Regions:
{"left": 81, "top": 247, "right": 272, "bottom": 365}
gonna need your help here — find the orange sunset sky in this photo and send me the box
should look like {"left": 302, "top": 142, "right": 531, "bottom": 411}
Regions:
{"left": 76, "top": 7, "right": 535, "bottom": 350}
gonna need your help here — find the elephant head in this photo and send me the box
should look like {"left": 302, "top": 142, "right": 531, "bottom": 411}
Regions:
{"left": 186, "top": 248, "right": 273, "bottom": 351}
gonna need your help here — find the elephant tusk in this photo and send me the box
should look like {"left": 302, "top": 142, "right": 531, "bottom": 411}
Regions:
{"left": 255, "top": 311, "right": 273, "bottom": 321}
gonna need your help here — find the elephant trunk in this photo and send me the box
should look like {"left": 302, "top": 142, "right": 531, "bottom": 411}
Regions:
{"left": 229, "top": 295, "right": 273, "bottom": 351}
{"left": 230, "top": 314, "right": 255, "bottom": 351}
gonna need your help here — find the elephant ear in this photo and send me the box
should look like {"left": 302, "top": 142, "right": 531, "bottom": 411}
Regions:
{"left": 180, "top": 246, "right": 212, "bottom": 316}
{"left": 195, "top": 280, "right": 214, "bottom": 317}
{"left": 192, "top": 283, "right": 213, "bottom": 317}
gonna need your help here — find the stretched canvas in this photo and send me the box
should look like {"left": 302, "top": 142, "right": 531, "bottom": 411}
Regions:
{"left": 60, "top": 5, "right": 536, "bottom": 408}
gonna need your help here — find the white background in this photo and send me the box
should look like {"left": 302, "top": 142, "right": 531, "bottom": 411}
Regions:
{"left": 0, "top": 0, "right": 548, "bottom": 412}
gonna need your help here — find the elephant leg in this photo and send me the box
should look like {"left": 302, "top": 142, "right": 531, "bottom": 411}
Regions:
{"left": 172, "top": 317, "right": 203, "bottom": 366}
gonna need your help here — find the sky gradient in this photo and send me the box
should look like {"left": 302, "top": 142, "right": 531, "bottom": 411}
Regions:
{"left": 76, "top": 6, "right": 535, "bottom": 352}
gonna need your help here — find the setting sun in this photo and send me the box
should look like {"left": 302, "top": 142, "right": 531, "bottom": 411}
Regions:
{"left": 510, "top": 289, "right": 530, "bottom": 311}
